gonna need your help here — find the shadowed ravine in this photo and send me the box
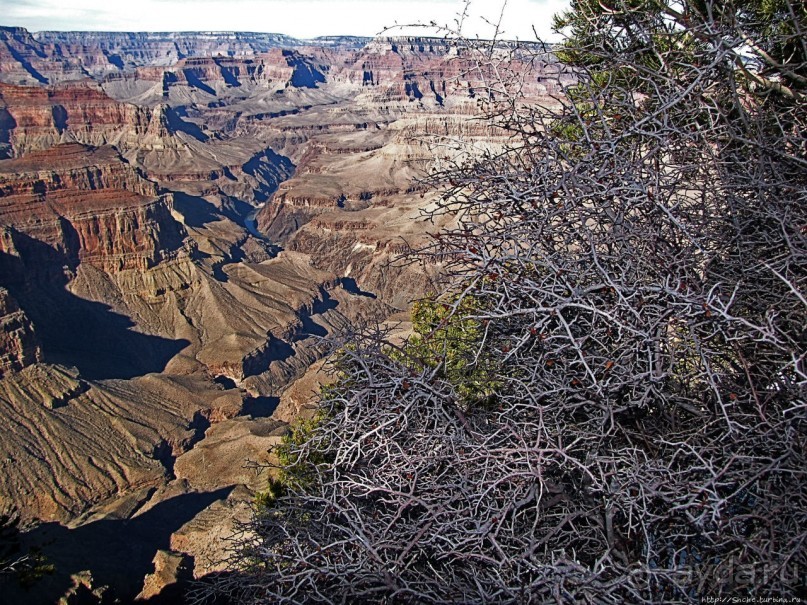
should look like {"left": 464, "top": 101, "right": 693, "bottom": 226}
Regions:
{"left": 3, "top": 488, "right": 233, "bottom": 603}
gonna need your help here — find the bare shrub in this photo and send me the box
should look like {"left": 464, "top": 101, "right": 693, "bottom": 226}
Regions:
{"left": 219, "top": 2, "right": 806, "bottom": 602}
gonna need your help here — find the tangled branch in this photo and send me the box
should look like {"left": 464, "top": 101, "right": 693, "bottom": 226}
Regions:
{"left": 218, "top": 2, "right": 807, "bottom": 602}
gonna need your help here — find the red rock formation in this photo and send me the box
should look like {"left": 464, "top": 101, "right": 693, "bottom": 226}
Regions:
{"left": 0, "top": 81, "right": 152, "bottom": 155}
{"left": 1, "top": 27, "right": 347, "bottom": 87}
{"left": 176, "top": 52, "right": 296, "bottom": 87}
{"left": 0, "top": 143, "right": 157, "bottom": 196}
{"left": 320, "top": 37, "right": 567, "bottom": 105}
{"left": 0, "top": 144, "right": 185, "bottom": 272}
{"left": 0, "top": 26, "right": 87, "bottom": 85}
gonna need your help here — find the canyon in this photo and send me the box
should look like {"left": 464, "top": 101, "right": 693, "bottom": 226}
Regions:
{"left": 0, "top": 25, "right": 565, "bottom": 602}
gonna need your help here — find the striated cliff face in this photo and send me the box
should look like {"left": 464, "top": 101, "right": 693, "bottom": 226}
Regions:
{"left": 0, "top": 142, "right": 157, "bottom": 196}
{"left": 0, "top": 27, "right": 313, "bottom": 86}
{"left": 33, "top": 30, "right": 313, "bottom": 68}
{"left": 0, "top": 82, "right": 154, "bottom": 155}
{"left": 0, "top": 135, "right": 386, "bottom": 535}
{"left": 174, "top": 49, "right": 326, "bottom": 90}
{"left": 0, "top": 27, "right": 371, "bottom": 90}
{"left": 320, "top": 37, "right": 565, "bottom": 106}
{"left": 0, "top": 144, "right": 185, "bottom": 273}
{"left": 0, "top": 26, "right": 88, "bottom": 85}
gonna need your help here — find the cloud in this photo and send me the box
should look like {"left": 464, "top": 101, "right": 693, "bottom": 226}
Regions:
{"left": 2, "top": 0, "right": 568, "bottom": 40}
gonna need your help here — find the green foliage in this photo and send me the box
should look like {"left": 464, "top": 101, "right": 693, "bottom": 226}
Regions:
{"left": 252, "top": 477, "right": 286, "bottom": 510}
{"left": 15, "top": 549, "right": 54, "bottom": 588}
{"left": 399, "top": 295, "right": 500, "bottom": 407}
{"left": 253, "top": 295, "right": 501, "bottom": 513}
{"left": 555, "top": 0, "right": 806, "bottom": 99}
{"left": 275, "top": 409, "right": 330, "bottom": 487}
{"left": 252, "top": 409, "right": 331, "bottom": 512}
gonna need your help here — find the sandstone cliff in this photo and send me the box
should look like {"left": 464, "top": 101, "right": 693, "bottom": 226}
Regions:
{"left": 0, "top": 82, "right": 152, "bottom": 155}
{"left": 0, "top": 144, "right": 185, "bottom": 272}
{"left": 0, "top": 26, "right": 88, "bottom": 85}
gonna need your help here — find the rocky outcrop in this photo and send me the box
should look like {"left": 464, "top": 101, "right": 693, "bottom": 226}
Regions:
{"left": 0, "top": 367, "right": 198, "bottom": 521}
{"left": 0, "top": 27, "right": 338, "bottom": 87}
{"left": 0, "top": 286, "right": 41, "bottom": 375}
{"left": 136, "top": 550, "right": 194, "bottom": 602}
{"left": 0, "top": 143, "right": 157, "bottom": 196}
{"left": 0, "top": 81, "right": 226, "bottom": 161}
{"left": 256, "top": 187, "right": 342, "bottom": 241}
{"left": 57, "top": 570, "right": 114, "bottom": 605}
{"left": 0, "top": 82, "right": 153, "bottom": 155}
{"left": 217, "top": 146, "right": 295, "bottom": 203}
{"left": 0, "top": 26, "right": 88, "bottom": 85}
{"left": 0, "top": 144, "right": 186, "bottom": 273}
{"left": 34, "top": 30, "right": 306, "bottom": 67}
{"left": 323, "top": 37, "right": 562, "bottom": 106}
{"left": 175, "top": 49, "right": 326, "bottom": 90}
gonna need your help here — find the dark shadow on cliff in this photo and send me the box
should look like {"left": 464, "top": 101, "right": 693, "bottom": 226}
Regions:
{"left": 0, "top": 234, "right": 189, "bottom": 381}
{"left": 172, "top": 192, "right": 221, "bottom": 229}
{"left": 4, "top": 40, "right": 49, "bottom": 84}
{"left": 313, "top": 287, "right": 339, "bottom": 314}
{"left": 283, "top": 51, "right": 326, "bottom": 89}
{"left": 241, "top": 396, "right": 280, "bottom": 418}
{"left": 339, "top": 277, "right": 377, "bottom": 299}
{"left": 51, "top": 104, "right": 68, "bottom": 132}
{"left": 106, "top": 53, "right": 125, "bottom": 70}
{"left": 243, "top": 335, "right": 295, "bottom": 376}
{"left": 165, "top": 106, "right": 209, "bottom": 142}
{"left": 242, "top": 149, "right": 295, "bottom": 203}
{"left": 214, "top": 60, "right": 241, "bottom": 88}
{"left": 8, "top": 488, "right": 234, "bottom": 604}
{"left": 181, "top": 69, "right": 217, "bottom": 96}
{"left": 292, "top": 287, "right": 339, "bottom": 342}
{"left": 0, "top": 110, "right": 13, "bottom": 157}
{"left": 299, "top": 312, "right": 328, "bottom": 337}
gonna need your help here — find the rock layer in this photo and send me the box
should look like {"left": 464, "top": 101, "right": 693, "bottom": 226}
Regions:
{"left": 0, "top": 143, "right": 185, "bottom": 273}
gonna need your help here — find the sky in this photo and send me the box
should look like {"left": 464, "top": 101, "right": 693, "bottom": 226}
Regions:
{"left": 2, "top": 0, "right": 570, "bottom": 41}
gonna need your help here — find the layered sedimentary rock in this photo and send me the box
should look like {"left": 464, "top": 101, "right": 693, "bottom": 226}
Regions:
{"left": 0, "top": 143, "right": 184, "bottom": 272}
{"left": 0, "top": 26, "right": 88, "bottom": 85}
{"left": 173, "top": 49, "right": 327, "bottom": 90}
{"left": 0, "top": 82, "right": 152, "bottom": 156}
{"left": 32, "top": 30, "right": 324, "bottom": 70}
{"left": 322, "top": 36, "right": 568, "bottom": 105}
{"left": 0, "top": 137, "right": 380, "bottom": 534}
{"left": 0, "top": 366, "right": 212, "bottom": 521}
{"left": 0, "top": 80, "right": 230, "bottom": 159}
{"left": 1, "top": 27, "right": 370, "bottom": 88}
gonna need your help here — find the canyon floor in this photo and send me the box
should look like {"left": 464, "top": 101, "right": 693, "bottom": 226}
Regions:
{"left": 0, "top": 26, "right": 563, "bottom": 602}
